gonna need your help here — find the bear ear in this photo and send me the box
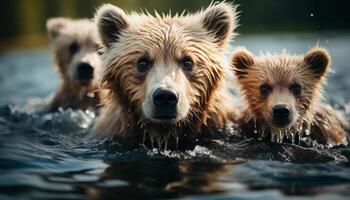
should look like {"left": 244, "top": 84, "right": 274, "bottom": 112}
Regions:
{"left": 231, "top": 47, "right": 255, "bottom": 79}
{"left": 46, "top": 17, "right": 70, "bottom": 40}
{"left": 304, "top": 47, "right": 331, "bottom": 78}
{"left": 94, "top": 4, "right": 129, "bottom": 48}
{"left": 200, "top": 2, "right": 239, "bottom": 49}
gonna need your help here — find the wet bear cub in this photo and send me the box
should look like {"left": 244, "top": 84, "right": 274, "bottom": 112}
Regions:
{"left": 44, "top": 18, "right": 101, "bottom": 112}
{"left": 231, "top": 47, "right": 348, "bottom": 147}
{"left": 92, "top": 2, "right": 239, "bottom": 148}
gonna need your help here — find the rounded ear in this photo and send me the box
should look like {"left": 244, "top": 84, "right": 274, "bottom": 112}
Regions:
{"left": 46, "top": 17, "right": 70, "bottom": 40}
{"left": 200, "top": 2, "right": 239, "bottom": 49}
{"left": 231, "top": 47, "right": 255, "bottom": 79}
{"left": 304, "top": 47, "right": 331, "bottom": 78}
{"left": 94, "top": 4, "right": 129, "bottom": 48}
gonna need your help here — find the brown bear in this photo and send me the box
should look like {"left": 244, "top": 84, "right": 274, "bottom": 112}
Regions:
{"left": 92, "top": 2, "right": 239, "bottom": 148}
{"left": 231, "top": 46, "right": 348, "bottom": 147}
{"left": 43, "top": 17, "right": 101, "bottom": 112}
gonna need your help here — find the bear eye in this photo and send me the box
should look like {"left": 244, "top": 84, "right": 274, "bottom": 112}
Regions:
{"left": 260, "top": 83, "right": 272, "bottom": 96}
{"left": 68, "top": 41, "right": 79, "bottom": 55}
{"left": 290, "top": 83, "right": 302, "bottom": 96}
{"left": 180, "top": 56, "right": 193, "bottom": 71}
{"left": 137, "top": 57, "right": 152, "bottom": 72}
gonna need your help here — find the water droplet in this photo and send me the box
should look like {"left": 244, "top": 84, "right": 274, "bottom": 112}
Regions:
{"left": 298, "top": 132, "right": 303, "bottom": 144}
{"left": 87, "top": 92, "right": 95, "bottom": 98}
{"left": 291, "top": 132, "right": 295, "bottom": 144}
{"left": 261, "top": 128, "right": 266, "bottom": 137}
{"left": 157, "top": 135, "right": 164, "bottom": 149}
{"left": 270, "top": 131, "right": 276, "bottom": 142}
{"left": 253, "top": 120, "right": 258, "bottom": 134}
{"left": 164, "top": 135, "right": 169, "bottom": 150}
{"left": 277, "top": 130, "right": 282, "bottom": 143}
{"left": 305, "top": 129, "right": 311, "bottom": 136}
{"left": 310, "top": 13, "right": 314, "bottom": 17}
{"left": 150, "top": 136, "right": 154, "bottom": 148}
{"left": 176, "top": 136, "right": 179, "bottom": 150}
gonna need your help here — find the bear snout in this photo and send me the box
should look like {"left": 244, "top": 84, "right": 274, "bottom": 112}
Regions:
{"left": 74, "top": 62, "right": 94, "bottom": 82}
{"left": 272, "top": 104, "right": 293, "bottom": 127}
{"left": 152, "top": 88, "right": 179, "bottom": 119}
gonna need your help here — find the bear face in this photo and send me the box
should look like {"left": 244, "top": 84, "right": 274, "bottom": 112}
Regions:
{"left": 45, "top": 18, "right": 101, "bottom": 112}
{"left": 232, "top": 47, "right": 331, "bottom": 142}
{"left": 47, "top": 18, "right": 101, "bottom": 87}
{"left": 93, "top": 2, "right": 239, "bottom": 147}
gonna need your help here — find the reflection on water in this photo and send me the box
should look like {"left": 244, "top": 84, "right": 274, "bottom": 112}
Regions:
{"left": 0, "top": 32, "right": 350, "bottom": 200}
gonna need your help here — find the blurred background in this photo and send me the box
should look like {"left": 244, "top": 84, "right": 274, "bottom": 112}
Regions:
{"left": 0, "top": 0, "right": 350, "bottom": 105}
{"left": 1, "top": 0, "right": 350, "bottom": 51}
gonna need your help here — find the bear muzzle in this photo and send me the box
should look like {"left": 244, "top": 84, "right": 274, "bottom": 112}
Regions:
{"left": 272, "top": 104, "right": 293, "bottom": 127}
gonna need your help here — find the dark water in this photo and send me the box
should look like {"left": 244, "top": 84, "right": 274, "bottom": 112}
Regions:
{"left": 1, "top": 32, "right": 350, "bottom": 200}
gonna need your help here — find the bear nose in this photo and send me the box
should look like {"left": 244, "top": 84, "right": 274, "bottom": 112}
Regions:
{"left": 153, "top": 89, "right": 178, "bottom": 109}
{"left": 76, "top": 62, "right": 93, "bottom": 80}
{"left": 272, "top": 104, "right": 292, "bottom": 126}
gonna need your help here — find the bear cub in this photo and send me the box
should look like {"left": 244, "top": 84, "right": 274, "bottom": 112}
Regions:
{"left": 44, "top": 17, "right": 101, "bottom": 112}
{"left": 92, "top": 2, "right": 239, "bottom": 148}
{"left": 231, "top": 47, "right": 348, "bottom": 147}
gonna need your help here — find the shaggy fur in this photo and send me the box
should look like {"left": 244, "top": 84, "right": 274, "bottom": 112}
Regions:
{"left": 231, "top": 47, "right": 348, "bottom": 147}
{"left": 45, "top": 18, "right": 101, "bottom": 112}
{"left": 92, "top": 2, "right": 239, "bottom": 148}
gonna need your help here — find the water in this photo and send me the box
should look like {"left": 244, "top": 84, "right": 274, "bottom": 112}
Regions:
{"left": 1, "top": 32, "right": 350, "bottom": 200}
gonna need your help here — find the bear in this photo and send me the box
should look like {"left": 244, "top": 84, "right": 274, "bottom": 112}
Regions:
{"left": 231, "top": 46, "right": 348, "bottom": 147}
{"left": 43, "top": 17, "right": 101, "bottom": 112}
{"left": 92, "top": 2, "right": 240, "bottom": 148}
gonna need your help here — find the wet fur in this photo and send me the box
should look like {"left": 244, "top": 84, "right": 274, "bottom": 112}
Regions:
{"left": 232, "top": 47, "right": 348, "bottom": 147}
{"left": 45, "top": 18, "right": 101, "bottom": 112}
{"left": 93, "top": 2, "right": 239, "bottom": 148}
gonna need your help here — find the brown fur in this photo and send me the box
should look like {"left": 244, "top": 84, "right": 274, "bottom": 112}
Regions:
{"left": 45, "top": 18, "right": 101, "bottom": 112}
{"left": 231, "top": 47, "right": 348, "bottom": 147}
{"left": 92, "top": 2, "right": 239, "bottom": 148}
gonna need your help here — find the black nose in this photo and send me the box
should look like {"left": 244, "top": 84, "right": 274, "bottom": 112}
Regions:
{"left": 152, "top": 89, "right": 178, "bottom": 119}
{"left": 272, "top": 104, "right": 292, "bottom": 126}
{"left": 153, "top": 89, "right": 178, "bottom": 108}
{"left": 76, "top": 62, "right": 93, "bottom": 80}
